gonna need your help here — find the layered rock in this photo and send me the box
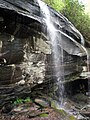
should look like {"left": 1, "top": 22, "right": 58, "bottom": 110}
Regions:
{"left": 0, "top": 0, "right": 87, "bottom": 106}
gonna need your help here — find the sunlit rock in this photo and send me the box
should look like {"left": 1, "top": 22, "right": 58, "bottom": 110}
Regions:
{"left": 16, "top": 80, "right": 25, "bottom": 85}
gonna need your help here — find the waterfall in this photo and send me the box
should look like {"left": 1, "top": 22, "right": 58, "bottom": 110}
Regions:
{"left": 37, "top": 0, "right": 90, "bottom": 107}
{"left": 37, "top": 0, "right": 65, "bottom": 106}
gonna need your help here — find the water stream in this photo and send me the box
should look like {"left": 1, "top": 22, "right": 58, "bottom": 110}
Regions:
{"left": 37, "top": 0, "right": 65, "bottom": 106}
{"left": 37, "top": 0, "right": 90, "bottom": 108}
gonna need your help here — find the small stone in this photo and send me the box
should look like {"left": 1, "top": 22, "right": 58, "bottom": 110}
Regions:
{"left": 13, "top": 107, "right": 23, "bottom": 112}
{"left": 17, "top": 80, "right": 25, "bottom": 85}
{"left": 35, "top": 98, "right": 49, "bottom": 108}
{"left": 11, "top": 116, "right": 15, "bottom": 119}
{"left": 38, "top": 80, "right": 43, "bottom": 84}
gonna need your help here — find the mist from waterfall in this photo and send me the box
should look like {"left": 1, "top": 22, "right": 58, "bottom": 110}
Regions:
{"left": 37, "top": 0, "right": 65, "bottom": 106}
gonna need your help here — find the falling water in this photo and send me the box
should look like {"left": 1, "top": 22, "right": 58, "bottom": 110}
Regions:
{"left": 37, "top": 0, "right": 65, "bottom": 106}
{"left": 37, "top": 0, "right": 90, "bottom": 108}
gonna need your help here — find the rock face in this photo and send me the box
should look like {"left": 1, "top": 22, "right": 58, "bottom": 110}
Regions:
{"left": 0, "top": 0, "right": 86, "bottom": 106}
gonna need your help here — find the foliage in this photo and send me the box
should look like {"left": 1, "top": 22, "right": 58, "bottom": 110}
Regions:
{"left": 43, "top": 0, "right": 64, "bottom": 12}
{"left": 13, "top": 97, "right": 32, "bottom": 105}
{"left": 61, "top": 0, "right": 90, "bottom": 42}
{"left": 42, "top": 0, "right": 90, "bottom": 42}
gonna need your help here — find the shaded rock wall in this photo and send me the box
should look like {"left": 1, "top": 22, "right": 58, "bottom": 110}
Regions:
{"left": 0, "top": 0, "right": 87, "bottom": 106}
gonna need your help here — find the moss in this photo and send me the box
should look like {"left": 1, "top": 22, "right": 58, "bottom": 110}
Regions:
{"left": 51, "top": 101, "right": 77, "bottom": 120}
{"left": 58, "top": 109, "right": 67, "bottom": 116}
{"left": 51, "top": 100, "right": 57, "bottom": 109}
{"left": 69, "top": 115, "right": 77, "bottom": 120}
{"left": 39, "top": 113, "right": 48, "bottom": 117}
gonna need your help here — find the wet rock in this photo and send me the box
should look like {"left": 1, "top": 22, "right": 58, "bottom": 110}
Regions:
{"left": 0, "top": 0, "right": 88, "bottom": 107}
{"left": 2, "top": 103, "right": 13, "bottom": 113}
{"left": 0, "top": 17, "right": 4, "bottom": 22}
{"left": 0, "top": 65, "right": 22, "bottom": 85}
{"left": 72, "top": 93, "right": 88, "bottom": 103}
{"left": 1, "top": 101, "right": 78, "bottom": 120}
{"left": 16, "top": 80, "right": 25, "bottom": 85}
{"left": 80, "top": 105, "right": 90, "bottom": 117}
{"left": 34, "top": 98, "right": 50, "bottom": 108}
{"left": 21, "top": 52, "right": 46, "bottom": 85}
{"left": 13, "top": 106, "right": 29, "bottom": 113}
{"left": 36, "top": 38, "right": 51, "bottom": 54}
